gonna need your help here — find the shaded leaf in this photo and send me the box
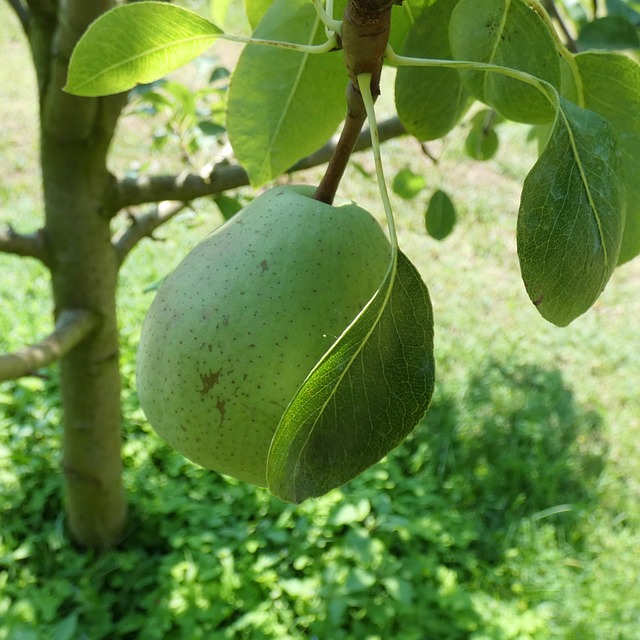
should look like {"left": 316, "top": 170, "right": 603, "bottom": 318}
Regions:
{"left": 66, "top": 2, "right": 222, "bottom": 97}
{"left": 388, "top": 0, "right": 433, "bottom": 53}
{"left": 577, "top": 16, "right": 640, "bottom": 51}
{"left": 395, "top": 0, "right": 470, "bottom": 140}
{"left": 426, "top": 190, "right": 457, "bottom": 240}
{"left": 226, "top": 0, "right": 347, "bottom": 185}
{"left": 267, "top": 251, "right": 435, "bottom": 503}
{"left": 214, "top": 194, "right": 243, "bottom": 220}
{"left": 576, "top": 51, "right": 640, "bottom": 263}
{"left": 464, "top": 109, "right": 499, "bottom": 160}
{"left": 392, "top": 169, "right": 427, "bottom": 200}
{"left": 517, "top": 98, "right": 625, "bottom": 326}
{"left": 449, "top": 0, "right": 561, "bottom": 123}
{"left": 606, "top": 0, "right": 640, "bottom": 26}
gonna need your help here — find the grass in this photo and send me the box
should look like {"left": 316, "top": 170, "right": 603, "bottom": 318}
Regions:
{"left": 2, "top": 2, "right": 640, "bottom": 638}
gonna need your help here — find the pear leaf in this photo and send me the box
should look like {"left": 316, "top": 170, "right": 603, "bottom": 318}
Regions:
{"left": 517, "top": 98, "right": 626, "bottom": 326}
{"left": 575, "top": 51, "right": 640, "bottom": 264}
{"left": 425, "top": 190, "right": 457, "bottom": 240}
{"left": 393, "top": 169, "right": 427, "bottom": 200}
{"left": 227, "top": 0, "right": 347, "bottom": 185}
{"left": 464, "top": 110, "right": 500, "bottom": 161}
{"left": 449, "top": 0, "right": 561, "bottom": 123}
{"left": 395, "top": 0, "right": 470, "bottom": 140}
{"left": 65, "top": 2, "right": 222, "bottom": 96}
{"left": 577, "top": 16, "right": 640, "bottom": 51}
{"left": 267, "top": 251, "right": 435, "bottom": 503}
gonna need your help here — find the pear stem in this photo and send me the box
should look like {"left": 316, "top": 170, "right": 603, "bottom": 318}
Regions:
{"left": 314, "top": 84, "right": 367, "bottom": 205}
{"left": 313, "top": 0, "right": 393, "bottom": 205}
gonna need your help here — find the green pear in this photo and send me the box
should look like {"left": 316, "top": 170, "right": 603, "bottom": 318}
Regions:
{"left": 136, "top": 185, "right": 392, "bottom": 487}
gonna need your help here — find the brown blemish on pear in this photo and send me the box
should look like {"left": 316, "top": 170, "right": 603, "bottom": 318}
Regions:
{"left": 136, "top": 185, "right": 391, "bottom": 487}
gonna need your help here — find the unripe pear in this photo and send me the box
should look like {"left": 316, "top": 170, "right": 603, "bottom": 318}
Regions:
{"left": 137, "top": 185, "right": 392, "bottom": 487}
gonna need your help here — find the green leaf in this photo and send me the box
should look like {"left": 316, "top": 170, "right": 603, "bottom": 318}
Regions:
{"left": 214, "top": 194, "right": 243, "bottom": 220}
{"left": 392, "top": 168, "right": 427, "bottom": 200}
{"left": 517, "top": 98, "right": 626, "bottom": 326}
{"left": 388, "top": 0, "right": 433, "bottom": 52}
{"left": 576, "top": 52, "right": 640, "bottom": 263}
{"left": 449, "top": 0, "right": 561, "bottom": 123}
{"left": 577, "top": 16, "right": 640, "bottom": 51}
{"left": 245, "top": 0, "right": 274, "bottom": 29}
{"left": 210, "top": 0, "right": 235, "bottom": 29}
{"left": 606, "top": 0, "right": 640, "bottom": 26}
{"left": 65, "top": 2, "right": 222, "bottom": 97}
{"left": 464, "top": 109, "right": 499, "bottom": 160}
{"left": 395, "top": 0, "right": 470, "bottom": 141}
{"left": 267, "top": 251, "right": 435, "bottom": 503}
{"left": 425, "top": 189, "right": 457, "bottom": 240}
{"left": 227, "top": 0, "right": 347, "bottom": 186}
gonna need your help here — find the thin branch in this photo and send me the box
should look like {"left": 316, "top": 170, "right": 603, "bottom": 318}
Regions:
{"left": 0, "top": 309, "right": 98, "bottom": 382}
{"left": 114, "top": 116, "right": 406, "bottom": 210}
{"left": 113, "top": 201, "right": 188, "bottom": 265}
{"left": 542, "top": 0, "right": 579, "bottom": 52}
{"left": 6, "top": 0, "right": 30, "bottom": 32}
{"left": 315, "top": 83, "right": 368, "bottom": 204}
{"left": 0, "top": 226, "right": 51, "bottom": 266}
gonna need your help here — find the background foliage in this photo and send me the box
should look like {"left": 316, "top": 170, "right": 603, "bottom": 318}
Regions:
{"left": 2, "top": 0, "right": 640, "bottom": 638}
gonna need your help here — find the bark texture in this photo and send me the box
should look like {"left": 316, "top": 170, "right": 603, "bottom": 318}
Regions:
{"left": 31, "top": 0, "right": 128, "bottom": 548}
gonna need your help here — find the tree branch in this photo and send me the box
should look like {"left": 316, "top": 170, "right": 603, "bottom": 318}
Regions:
{"left": 6, "top": 0, "right": 30, "bottom": 31}
{"left": 112, "top": 201, "right": 188, "bottom": 266}
{"left": 113, "top": 116, "right": 406, "bottom": 210}
{"left": 542, "top": 0, "right": 579, "bottom": 52}
{"left": 0, "top": 226, "right": 51, "bottom": 265}
{"left": 0, "top": 309, "right": 98, "bottom": 382}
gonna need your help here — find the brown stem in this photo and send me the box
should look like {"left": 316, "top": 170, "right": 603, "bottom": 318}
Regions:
{"left": 113, "top": 116, "right": 405, "bottom": 210}
{"left": 313, "top": 0, "right": 394, "bottom": 204}
{"left": 543, "top": 0, "right": 579, "bottom": 52}
{"left": 314, "top": 84, "right": 367, "bottom": 204}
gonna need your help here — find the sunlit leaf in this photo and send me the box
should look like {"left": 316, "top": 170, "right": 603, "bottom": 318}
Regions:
{"left": 449, "top": 0, "right": 561, "bottom": 123}
{"left": 576, "top": 52, "right": 640, "bottom": 263}
{"left": 267, "top": 251, "right": 435, "bottom": 503}
{"left": 395, "top": 0, "right": 470, "bottom": 141}
{"left": 65, "top": 2, "right": 222, "bottom": 97}
{"left": 392, "top": 169, "right": 427, "bottom": 200}
{"left": 517, "top": 98, "right": 626, "bottom": 326}
{"left": 425, "top": 190, "right": 457, "bottom": 240}
{"left": 227, "top": 0, "right": 347, "bottom": 186}
{"left": 245, "top": 0, "right": 274, "bottom": 29}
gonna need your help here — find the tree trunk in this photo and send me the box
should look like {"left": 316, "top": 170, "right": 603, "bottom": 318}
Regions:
{"left": 34, "top": 0, "right": 128, "bottom": 548}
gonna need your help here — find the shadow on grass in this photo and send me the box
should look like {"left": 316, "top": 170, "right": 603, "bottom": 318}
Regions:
{"left": 419, "top": 360, "right": 607, "bottom": 561}
{"left": 0, "top": 358, "right": 610, "bottom": 639}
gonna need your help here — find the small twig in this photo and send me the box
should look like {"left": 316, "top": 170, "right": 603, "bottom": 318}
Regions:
{"left": 0, "top": 226, "right": 51, "bottom": 266}
{"left": 112, "top": 201, "right": 189, "bottom": 265}
{"left": 314, "top": 83, "right": 368, "bottom": 204}
{"left": 0, "top": 309, "right": 98, "bottom": 382}
{"left": 542, "top": 0, "right": 579, "bottom": 52}
{"left": 6, "top": 0, "right": 29, "bottom": 32}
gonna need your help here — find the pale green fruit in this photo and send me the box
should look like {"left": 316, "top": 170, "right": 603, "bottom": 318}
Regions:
{"left": 136, "top": 185, "right": 392, "bottom": 487}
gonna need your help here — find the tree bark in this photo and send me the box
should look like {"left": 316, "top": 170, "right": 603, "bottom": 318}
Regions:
{"left": 34, "top": 0, "right": 128, "bottom": 548}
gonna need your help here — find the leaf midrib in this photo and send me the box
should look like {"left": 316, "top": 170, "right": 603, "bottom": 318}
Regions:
{"left": 559, "top": 106, "right": 610, "bottom": 273}
{"left": 290, "top": 255, "right": 399, "bottom": 489}
{"left": 258, "top": 13, "right": 321, "bottom": 179}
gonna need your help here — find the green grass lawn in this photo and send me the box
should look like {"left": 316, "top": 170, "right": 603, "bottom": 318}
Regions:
{"left": 1, "top": 2, "right": 640, "bottom": 638}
